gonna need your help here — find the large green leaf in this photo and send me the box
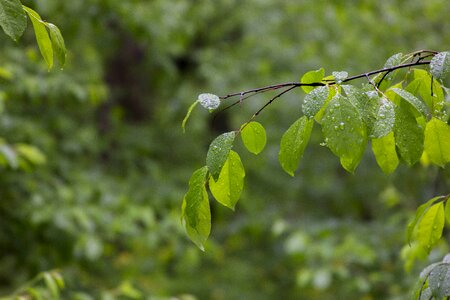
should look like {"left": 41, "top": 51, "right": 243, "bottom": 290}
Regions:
{"left": 209, "top": 150, "right": 245, "bottom": 210}
{"left": 428, "top": 264, "right": 450, "bottom": 298}
{"left": 181, "top": 166, "right": 210, "bottom": 250}
{"left": 206, "top": 132, "right": 235, "bottom": 180}
{"left": 0, "top": 0, "right": 26, "bottom": 41}
{"left": 47, "top": 23, "right": 66, "bottom": 67}
{"left": 322, "top": 94, "right": 367, "bottom": 172}
{"left": 240, "top": 121, "right": 266, "bottom": 155}
{"left": 300, "top": 68, "right": 324, "bottom": 93}
{"left": 424, "top": 117, "right": 450, "bottom": 167}
{"left": 393, "top": 103, "right": 424, "bottom": 165}
{"left": 417, "top": 202, "right": 445, "bottom": 252}
{"left": 371, "top": 132, "right": 398, "bottom": 174}
{"left": 391, "top": 88, "right": 428, "bottom": 117}
{"left": 430, "top": 51, "right": 450, "bottom": 80}
{"left": 23, "top": 6, "right": 53, "bottom": 69}
{"left": 278, "top": 116, "right": 314, "bottom": 176}
{"left": 302, "top": 86, "right": 329, "bottom": 119}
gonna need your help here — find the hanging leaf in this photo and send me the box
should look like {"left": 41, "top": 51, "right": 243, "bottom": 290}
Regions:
{"left": 408, "top": 69, "right": 445, "bottom": 113}
{"left": 300, "top": 68, "right": 324, "bottom": 93}
{"left": 198, "top": 93, "right": 220, "bottom": 110}
{"left": 332, "top": 71, "right": 348, "bottom": 84}
{"left": 371, "top": 132, "right": 398, "bottom": 174}
{"left": 428, "top": 264, "right": 450, "bottom": 298}
{"left": 43, "top": 272, "right": 59, "bottom": 298}
{"left": 430, "top": 51, "right": 450, "bottom": 80}
{"left": 391, "top": 88, "right": 429, "bottom": 117}
{"left": 209, "top": 150, "right": 245, "bottom": 210}
{"left": 322, "top": 94, "right": 367, "bottom": 172}
{"left": 240, "top": 121, "right": 266, "bottom": 155}
{"left": 181, "top": 166, "right": 210, "bottom": 250}
{"left": 206, "top": 132, "right": 235, "bottom": 180}
{"left": 278, "top": 116, "right": 314, "bottom": 176}
{"left": 23, "top": 6, "right": 53, "bottom": 70}
{"left": 424, "top": 117, "right": 450, "bottom": 167}
{"left": 0, "top": 0, "right": 26, "bottom": 41}
{"left": 393, "top": 103, "right": 424, "bottom": 165}
{"left": 417, "top": 202, "right": 445, "bottom": 252}
{"left": 46, "top": 22, "right": 66, "bottom": 67}
{"left": 181, "top": 100, "right": 199, "bottom": 133}
{"left": 406, "top": 197, "right": 440, "bottom": 245}
{"left": 371, "top": 97, "right": 396, "bottom": 138}
{"left": 302, "top": 86, "right": 329, "bottom": 119}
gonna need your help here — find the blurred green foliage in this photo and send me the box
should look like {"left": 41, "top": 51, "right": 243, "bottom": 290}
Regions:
{"left": 0, "top": 0, "right": 450, "bottom": 299}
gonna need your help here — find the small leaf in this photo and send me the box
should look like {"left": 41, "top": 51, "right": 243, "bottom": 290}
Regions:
{"left": 332, "top": 71, "right": 348, "bottom": 84}
{"left": 278, "top": 116, "right": 314, "bottom": 176}
{"left": 206, "top": 132, "right": 235, "bottom": 180}
{"left": 23, "top": 6, "right": 53, "bottom": 69}
{"left": 198, "top": 93, "right": 220, "bottom": 110}
{"left": 424, "top": 117, "right": 450, "bottom": 167}
{"left": 43, "top": 272, "right": 59, "bottom": 298}
{"left": 428, "top": 263, "right": 450, "bottom": 298}
{"left": 408, "top": 69, "right": 445, "bottom": 113}
{"left": 302, "top": 86, "right": 329, "bottom": 118}
{"left": 0, "top": 0, "right": 26, "bottom": 41}
{"left": 209, "top": 150, "right": 245, "bottom": 210}
{"left": 406, "top": 197, "right": 439, "bottom": 245}
{"left": 322, "top": 94, "right": 367, "bottom": 172}
{"left": 371, "top": 132, "right": 398, "bottom": 174}
{"left": 181, "top": 100, "right": 199, "bottom": 133}
{"left": 384, "top": 53, "right": 403, "bottom": 68}
{"left": 240, "top": 121, "right": 266, "bottom": 155}
{"left": 430, "top": 51, "right": 450, "bottom": 80}
{"left": 393, "top": 103, "right": 424, "bottom": 165}
{"left": 46, "top": 22, "right": 66, "bottom": 67}
{"left": 417, "top": 202, "right": 445, "bottom": 252}
{"left": 181, "top": 166, "right": 210, "bottom": 250}
{"left": 300, "top": 68, "right": 324, "bottom": 93}
{"left": 391, "top": 88, "right": 428, "bottom": 117}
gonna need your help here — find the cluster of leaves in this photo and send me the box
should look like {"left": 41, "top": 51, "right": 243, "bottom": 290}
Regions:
{"left": 0, "top": 0, "right": 66, "bottom": 69}
{"left": 182, "top": 50, "right": 450, "bottom": 251}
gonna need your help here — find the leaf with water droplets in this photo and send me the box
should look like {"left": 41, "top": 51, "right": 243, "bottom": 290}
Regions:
{"left": 408, "top": 69, "right": 445, "bottom": 114}
{"left": 198, "top": 93, "right": 220, "bottom": 110}
{"left": 417, "top": 201, "right": 445, "bottom": 253}
{"left": 300, "top": 68, "right": 324, "bottom": 93}
{"left": 0, "top": 0, "right": 27, "bottom": 41}
{"left": 206, "top": 132, "right": 236, "bottom": 181}
{"left": 374, "top": 53, "right": 403, "bottom": 90}
{"left": 181, "top": 166, "right": 210, "bottom": 250}
{"left": 424, "top": 117, "right": 450, "bottom": 167}
{"left": 371, "top": 98, "right": 396, "bottom": 138}
{"left": 302, "top": 86, "right": 329, "bottom": 118}
{"left": 278, "top": 116, "right": 314, "bottom": 176}
{"left": 428, "top": 263, "right": 450, "bottom": 298}
{"left": 393, "top": 103, "right": 424, "bottom": 165}
{"left": 209, "top": 150, "right": 245, "bottom": 210}
{"left": 430, "top": 51, "right": 450, "bottom": 80}
{"left": 332, "top": 71, "right": 348, "bottom": 84}
{"left": 240, "top": 121, "right": 266, "bottom": 155}
{"left": 322, "top": 94, "right": 367, "bottom": 172}
{"left": 384, "top": 53, "right": 403, "bottom": 68}
{"left": 371, "top": 132, "right": 398, "bottom": 174}
{"left": 391, "top": 88, "right": 428, "bottom": 117}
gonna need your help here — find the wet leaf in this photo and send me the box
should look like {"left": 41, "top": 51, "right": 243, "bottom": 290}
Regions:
{"left": 417, "top": 202, "right": 445, "bottom": 253}
{"left": 302, "top": 86, "right": 329, "bottom": 118}
{"left": 198, "top": 93, "right": 220, "bottom": 110}
{"left": 428, "top": 263, "right": 450, "bottom": 298}
{"left": 206, "top": 132, "right": 235, "bottom": 180}
{"left": 430, "top": 51, "right": 450, "bottom": 80}
{"left": 240, "top": 121, "right": 266, "bottom": 155}
{"left": 371, "top": 132, "right": 398, "bottom": 174}
{"left": 0, "top": 0, "right": 26, "bottom": 41}
{"left": 424, "top": 117, "right": 450, "bottom": 167}
{"left": 391, "top": 88, "right": 428, "bottom": 117}
{"left": 394, "top": 103, "right": 424, "bottom": 165}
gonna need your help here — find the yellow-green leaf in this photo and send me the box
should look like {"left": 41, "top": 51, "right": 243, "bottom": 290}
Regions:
{"left": 240, "top": 122, "right": 266, "bottom": 155}
{"left": 46, "top": 22, "right": 66, "bottom": 67}
{"left": 300, "top": 68, "right": 324, "bottom": 93}
{"left": 371, "top": 132, "right": 398, "bottom": 174}
{"left": 209, "top": 150, "right": 245, "bottom": 210}
{"left": 424, "top": 117, "right": 450, "bottom": 167}
{"left": 417, "top": 202, "right": 445, "bottom": 252}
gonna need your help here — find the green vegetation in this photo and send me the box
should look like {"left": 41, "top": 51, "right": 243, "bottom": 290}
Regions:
{"left": 1, "top": 1, "right": 450, "bottom": 299}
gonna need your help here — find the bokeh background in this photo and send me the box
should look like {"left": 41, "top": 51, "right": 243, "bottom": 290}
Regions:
{"left": 1, "top": 0, "right": 450, "bottom": 299}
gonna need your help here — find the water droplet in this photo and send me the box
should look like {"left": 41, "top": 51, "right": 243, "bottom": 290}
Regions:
{"left": 339, "top": 122, "right": 345, "bottom": 130}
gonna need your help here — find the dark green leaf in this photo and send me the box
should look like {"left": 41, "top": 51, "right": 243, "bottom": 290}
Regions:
{"left": 417, "top": 202, "right": 445, "bottom": 252}
{"left": 300, "top": 68, "right": 324, "bottom": 93}
{"left": 391, "top": 88, "right": 428, "bottom": 117}
{"left": 209, "top": 150, "right": 245, "bottom": 210}
{"left": 429, "top": 263, "right": 450, "bottom": 298}
{"left": 278, "top": 116, "right": 314, "bottom": 176}
{"left": 302, "top": 86, "right": 329, "bottom": 118}
{"left": 47, "top": 22, "right": 66, "bottom": 67}
{"left": 0, "top": 0, "right": 26, "bottom": 41}
{"left": 371, "top": 132, "right": 398, "bottom": 174}
{"left": 206, "top": 132, "right": 235, "bottom": 180}
{"left": 424, "top": 117, "right": 450, "bottom": 167}
{"left": 322, "top": 94, "right": 367, "bottom": 172}
{"left": 181, "top": 166, "right": 210, "bottom": 250}
{"left": 240, "top": 121, "right": 266, "bottom": 155}
{"left": 430, "top": 51, "right": 450, "bottom": 80}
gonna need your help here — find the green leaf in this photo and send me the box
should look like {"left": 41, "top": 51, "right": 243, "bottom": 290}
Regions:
{"left": 424, "top": 117, "right": 450, "bottom": 167}
{"left": 0, "top": 0, "right": 26, "bottom": 41}
{"left": 181, "top": 100, "right": 199, "bottom": 133}
{"left": 15, "top": 143, "right": 46, "bottom": 165}
{"left": 46, "top": 22, "right": 66, "bottom": 67}
{"left": 391, "top": 88, "right": 428, "bottom": 117}
{"left": 43, "top": 272, "right": 59, "bottom": 298}
{"left": 406, "top": 197, "right": 439, "bottom": 245}
{"left": 430, "top": 51, "right": 450, "bottom": 80}
{"left": 300, "top": 68, "right": 324, "bottom": 93}
{"left": 445, "top": 201, "right": 450, "bottom": 225}
{"left": 181, "top": 166, "right": 210, "bottom": 250}
{"left": 393, "top": 103, "right": 424, "bottom": 165}
{"left": 371, "top": 132, "right": 398, "bottom": 174}
{"left": 302, "top": 86, "right": 329, "bottom": 118}
{"left": 384, "top": 52, "right": 403, "bottom": 68}
{"left": 198, "top": 93, "right": 220, "bottom": 110}
{"left": 418, "top": 287, "right": 432, "bottom": 300}
{"left": 371, "top": 97, "right": 396, "bottom": 138}
{"left": 408, "top": 69, "right": 445, "bottom": 113}
{"left": 332, "top": 71, "right": 348, "bottom": 83}
{"left": 23, "top": 6, "right": 53, "bottom": 70}
{"left": 206, "top": 132, "right": 235, "bottom": 181}
{"left": 240, "top": 121, "right": 266, "bottom": 155}
{"left": 417, "top": 201, "right": 445, "bottom": 252}
{"left": 322, "top": 94, "right": 367, "bottom": 172}
{"left": 428, "top": 264, "right": 450, "bottom": 298}
{"left": 278, "top": 116, "right": 314, "bottom": 176}
{"left": 209, "top": 150, "right": 245, "bottom": 210}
